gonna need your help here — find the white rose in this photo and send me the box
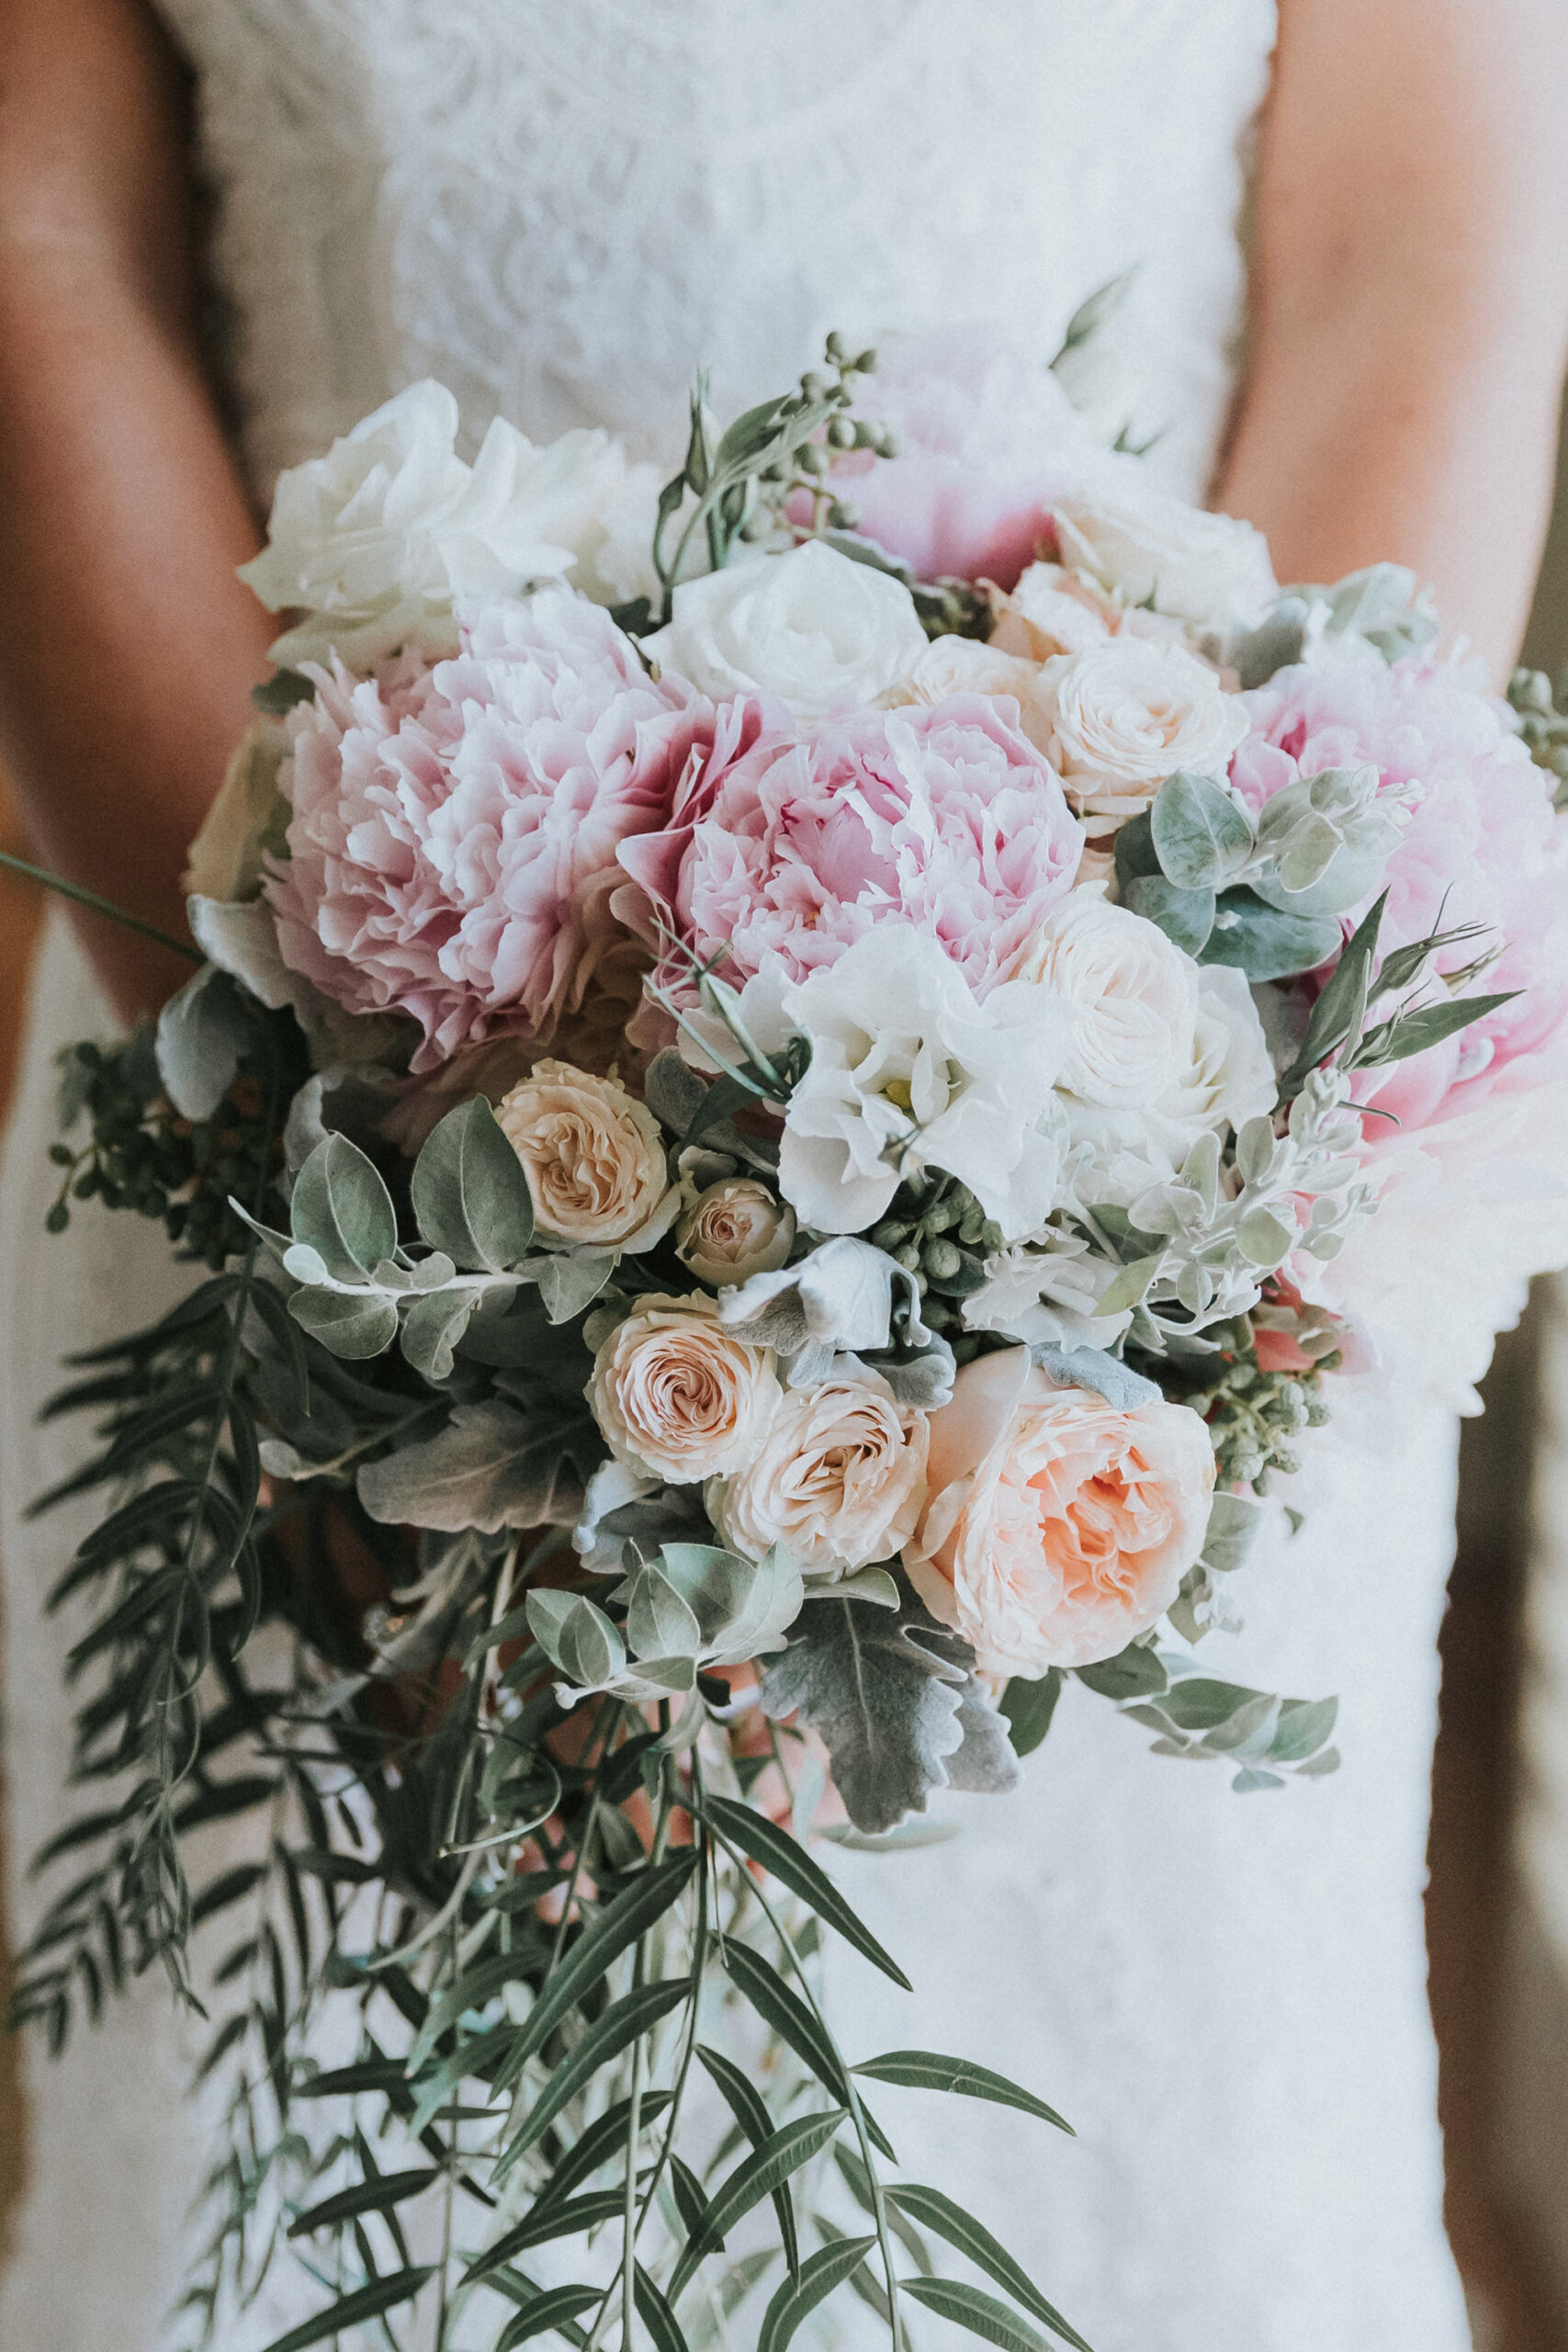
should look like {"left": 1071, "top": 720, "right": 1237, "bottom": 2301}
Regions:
{"left": 1061, "top": 963, "right": 1278, "bottom": 1180}
{"left": 676, "top": 1181, "right": 796, "bottom": 1289}
{"left": 1037, "top": 639, "right": 1250, "bottom": 829}
{"left": 1054, "top": 480, "right": 1278, "bottom": 631}
{"left": 642, "top": 539, "right": 928, "bottom": 715}
{"left": 776, "top": 925, "right": 1073, "bottom": 1242}
{"left": 496, "top": 1063, "right": 676, "bottom": 1250}
{"left": 990, "top": 560, "right": 1188, "bottom": 663}
{"left": 1015, "top": 890, "right": 1198, "bottom": 1109}
{"left": 589, "top": 1293, "right": 782, "bottom": 1482}
{"left": 183, "top": 719, "right": 289, "bottom": 902}
{"left": 707, "top": 1374, "right": 930, "bottom": 1576}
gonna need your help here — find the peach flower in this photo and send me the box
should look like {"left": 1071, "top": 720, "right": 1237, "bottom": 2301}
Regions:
{"left": 675, "top": 1180, "right": 795, "bottom": 1290}
{"left": 708, "top": 1374, "right": 930, "bottom": 1576}
{"left": 905, "top": 1348, "right": 1213, "bottom": 1678}
{"left": 589, "top": 1294, "right": 782, "bottom": 1483}
{"left": 497, "top": 1063, "right": 675, "bottom": 1250}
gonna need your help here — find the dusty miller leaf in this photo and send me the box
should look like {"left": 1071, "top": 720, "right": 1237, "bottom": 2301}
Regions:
{"left": 357, "top": 1397, "right": 600, "bottom": 1533}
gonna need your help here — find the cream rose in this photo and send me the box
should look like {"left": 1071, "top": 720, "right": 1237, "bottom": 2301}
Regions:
{"left": 1015, "top": 890, "right": 1198, "bottom": 1109}
{"left": 1053, "top": 485, "right": 1277, "bottom": 631}
{"left": 709, "top": 1374, "right": 930, "bottom": 1576}
{"left": 497, "top": 1063, "right": 675, "bottom": 1250}
{"left": 1036, "top": 639, "right": 1249, "bottom": 828}
{"left": 676, "top": 1181, "right": 795, "bottom": 1290}
{"left": 901, "top": 634, "right": 1050, "bottom": 726}
{"left": 641, "top": 538, "right": 927, "bottom": 715}
{"left": 589, "top": 1293, "right": 782, "bottom": 1482}
{"left": 905, "top": 1348, "right": 1214, "bottom": 1678}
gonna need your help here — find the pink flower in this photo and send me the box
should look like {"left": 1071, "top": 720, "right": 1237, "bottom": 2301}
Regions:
{"left": 905, "top": 1347, "right": 1214, "bottom": 1679}
{"left": 265, "top": 590, "right": 707, "bottom": 1072}
{"left": 1232, "top": 651, "right": 1568, "bottom": 1128}
{"left": 618, "top": 692, "right": 1083, "bottom": 1013}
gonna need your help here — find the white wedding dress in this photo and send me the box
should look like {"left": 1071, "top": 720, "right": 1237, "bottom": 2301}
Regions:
{"left": 5, "top": 6, "right": 1564, "bottom": 2347}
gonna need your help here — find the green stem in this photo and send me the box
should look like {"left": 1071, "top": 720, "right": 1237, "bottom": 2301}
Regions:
{"left": 0, "top": 848, "right": 202, "bottom": 963}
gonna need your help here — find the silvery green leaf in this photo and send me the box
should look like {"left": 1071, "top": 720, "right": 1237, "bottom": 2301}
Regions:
{"left": 1235, "top": 1204, "right": 1293, "bottom": 1266}
{"left": 1201, "top": 1489, "right": 1267, "bottom": 1576}
{"left": 1178, "top": 1128, "right": 1222, "bottom": 1216}
{"left": 407, "top": 1250, "right": 458, "bottom": 1290}
{"left": 707, "top": 1543, "right": 806, "bottom": 1659}
{"left": 645, "top": 1543, "right": 755, "bottom": 1645}
{"left": 290, "top": 1133, "right": 398, "bottom": 1281}
{"left": 154, "top": 963, "right": 253, "bottom": 1121}
{"left": 281, "top": 1064, "right": 400, "bottom": 1176}
{"left": 1229, "top": 596, "right": 1315, "bottom": 689}
{"left": 1028, "top": 1343, "right": 1161, "bottom": 1410}
{"left": 400, "top": 1285, "right": 485, "bottom": 1383}
{"left": 358, "top": 1397, "right": 598, "bottom": 1532}
{"left": 1234, "top": 1115, "right": 1277, "bottom": 1186}
{"left": 410, "top": 1095, "right": 535, "bottom": 1272}
{"left": 1248, "top": 845, "right": 1389, "bottom": 920}
{"left": 257, "top": 1438, "right": 314, "bottom": 1481}
{"left": 1318, "top": 562, "right": 1438, "bottom": 662}
{"left": 1092, "top": 1251, "right": 1166, "bottom": 1319}
{"left": 522, "top": 1586, "right": 578, "bottom": 1670}
{"left": 624, "top": 1563, "right": 704, "bottom": 1660}
{"left": 527, "top": 1248, "right": 619, "bottom": 1326}
{"left": 760, "top": 1585, "right": 976, "bottom": 1835}
{"left": 525, "top": 1589, "right": 626, "bottom": 1691}
{"left": 1200, "top": 888, "right": 1341, "bottom": 984}
{"left": 281, "top": 1240, "right": 333, "bottom": 1286}
{"left": 1124, "top": 873, "right": 1216, "bottom": 956}
{"left": 803, "top": 1567, "right": 900, "bottom": 1609}
{"left": 945, "top": 1679, "right": 1023, "bottom": 1797}
{"left": 288, "top": 1286, "right": 400, "bottom": 1360}
{"left": 1150, "top": 771, "right": 1254, "bottom": 891}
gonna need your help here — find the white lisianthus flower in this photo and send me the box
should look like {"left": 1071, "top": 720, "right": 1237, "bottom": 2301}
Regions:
{"left": 641, "top": 539, "right": 928, "bottom": 715}
{"left": 707, "top": 1373, "right": 930, "bottom": 1576}
{"left": 239, "top": 381, "right": 648, "bottom": 668}
{"left": 775, "top": 926, "right": 1073, "bottom": 1241}
{"left": 1053, "top": 480, "right": 1278, "bottom": 632}
{"left": 1035, "top": 638, "right": 1250, "bottom": 829}
{"left": 964, "top": 1230, "right": 1134, "bottom": 1352}
{"left": 1014, "top": 889, "right": 1198, "bottom": 1108}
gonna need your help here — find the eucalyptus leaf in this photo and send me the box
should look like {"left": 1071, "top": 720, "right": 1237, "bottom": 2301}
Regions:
{"left": 400, "top": 1285, "right": 486, "bottom": 1382}
{"left": 1150, "top": 770, "right": 1254, "bottom": 891}
{"left": 1200, "top": 888, "right": 1341, "bottom": 984}
{"left": 1123, "top": 873, "right": 1216, "bottom": 956}
{"left": 410, "top": 1095, "right": 535, "bottom": 1272}
{"left": 154, "top": 964, "right": 254, "bottom": 1122}
{"left": 528, "top": 1248, "right": 619, "bottom": 1326}
{"left": 288, "top": 1287, "right": 400, "bottom": 1361}
{"left": 289, "top": 1133, "right": 398, "bottom": 1282}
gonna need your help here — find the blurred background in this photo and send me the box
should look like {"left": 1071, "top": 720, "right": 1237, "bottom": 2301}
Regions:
{"left": 0, "top": 433, "right": 1566, "bottom": 2347}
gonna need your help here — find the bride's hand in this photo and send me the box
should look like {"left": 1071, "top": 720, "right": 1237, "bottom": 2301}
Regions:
{"left": 0, "top": 0, "right": 275, "bottom": 1022}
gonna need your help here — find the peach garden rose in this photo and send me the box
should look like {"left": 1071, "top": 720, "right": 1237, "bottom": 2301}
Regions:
{"left": 588, "top": 1293, "right": 782, "bottom": 1483}
{"left": 708, "top": 1374, "right": 930, "bottom": 1576}
{"left": 905, "top": 1346, "right": 1214, "bottom": 1679}
{"left": 497, "top": 1062, "right": 676, "bottom": 1250}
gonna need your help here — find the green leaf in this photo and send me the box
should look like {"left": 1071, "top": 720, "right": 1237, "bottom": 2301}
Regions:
{"left": 467, "top": 2191, "right": 628, "bottom": 2279}
{"left": 625, "top": 1563, "right": 704, "bottom": 1662}
{"left": 287, "top": 2166, "right": 437, "bottom": 2237}
{"left": 1150, "top": 771, "right": 1254, "bottom": 890}
{"left": 887, "top": 2186, "right": 1091, "bottom": 2350}
{"left": 259, "top": 2266, "right": 434, "bottom": 2352}
{"left": 695, "top": 2046, "right": 799, "bottom": 2283}
{"left": 758, "top": 2235, "right": 878, "bottom": 2352}
{"left": 1111, "top": 808, "right": 1160, "bottom": 890}
{"left": 1123, "top": 874, "right": 1215, "bottom": 956}
{"left": 495, "top": 2283, "right": 602, "bottom": 2350}
{"left": 1355, "top": 989, "right": 1519, "bottom": 1069}
{"left": 1200, "top": 888, "right": 1342, "bottom": 983}
{"left": 635, "top": 2262, "right": 692, "bottom": 2352}
{"left": 289, "top": 1133, "right": 398, "bottom": 1281}
{"left": 528, "top": 1590, "right": 626, "bottom": 1689}
{"left": 500, "top": 1977, "right": 690, "bottom": 2168}
{"left": 288, "top": 1286, "right": 400, "bottom": 1361}
{"left": 1074, "top": 1644, "right": 1168, "bottom": 1702}
{"left": 411, "top": 1095, "right": 536, "bottom": 1272}
{"left": 1278, "top": 891, "right": 1386, "bottom": 1091}
{"left": 500, "top": 1856, "right": 697, "bottom": 2077}
{"left": 899, "top": 2275, "right": 1072, "bottom": 2352}
{"left": 852, "top": 2051, "right": 1072, "bottom": 2134}
{"left": 999, "top": 1669, "right": 1062, "bottom": 1759}
{"left": 358, "top": 1396, "right": 600, "bottom": 1533}
{"left": 670, "top": 2109, "right": 846, "bottom": 2300}
{"left": 703, "top": 1795, "right": 911, "bottom": 1988}
{"left": 399, "top": 1284, "right": 485, "bottom": 1382}
{"left": 721, "top": 1940, "right": 852, "bottom": 2108}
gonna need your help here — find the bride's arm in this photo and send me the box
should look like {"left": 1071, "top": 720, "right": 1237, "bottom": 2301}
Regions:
{"left": 0, "top": 0, "right": 272, "bottom": 1018}
{"left": 1216, "top": 0, "right": 1568, "bottom": 681}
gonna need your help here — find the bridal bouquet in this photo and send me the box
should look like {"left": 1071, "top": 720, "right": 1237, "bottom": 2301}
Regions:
{"left": 17, "top": 325, "right": 1568, "bottom": 2352}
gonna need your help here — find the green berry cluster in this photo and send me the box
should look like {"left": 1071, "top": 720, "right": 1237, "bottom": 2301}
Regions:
{"left": 48, "top": 1016, "right": 300, "bottom": 1268}
{"left": 763, "top": 335, "right": 898, "bottom": 540}
{"left": 870, "top": 1178, "right": 1004, "bottom": 1366}
{"left": 1509, "top": 667, "right": 1568, "bottom": 808}
{"left": 1176, "top": 1348, "right": 1333, "bottom": 1492}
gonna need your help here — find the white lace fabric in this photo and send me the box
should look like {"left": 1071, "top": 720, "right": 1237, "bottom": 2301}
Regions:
{"left": 6, "top": 5, "right": 1551, "bottom": 2346}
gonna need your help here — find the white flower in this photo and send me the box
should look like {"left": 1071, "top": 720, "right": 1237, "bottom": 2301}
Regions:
{"left": 641, "top": 539, "right": 928, "bottom": 715}
{"left": 707, "top": 1373, "right": 930, "bottom": 1576}
{"left": 775, "top": 926, "right": 1073, "bottom": 1241}
{"left": 902, "top": 633, "right": 1047, "bottom": 715}
{"left": 1035, "top": 638, "right": 1250, "bottom": 829}
{"left": 183, "top": 720, "right": 289, "bottom": 903}
{"left": 964, "top": 1229, "right": 1134, "bottom": 1352}
{"left": 990, "top": 559, "right": 1188, "bottom": 662}
{"left": 238, "top": 381, "right": 650, "bottom": 668}
{"left": 1059, "top": 963, "right": 1278, "bottom": 1185}
{"left": 1053, "top": 478, "right": 1277, "bottom": 632}
{"left": 1015, "top": 889, "right": 1199, "bottom": 1109}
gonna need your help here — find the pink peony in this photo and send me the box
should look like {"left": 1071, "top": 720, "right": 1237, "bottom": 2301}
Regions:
{"left": 617, "top": 691, "right": 1083, "bottom": 1012}
{"left": 1231, "top": 650, "right": 1568, "bottom": 1129}
{"left": 265, "top": 590, "right": 707, "bottom": 1072}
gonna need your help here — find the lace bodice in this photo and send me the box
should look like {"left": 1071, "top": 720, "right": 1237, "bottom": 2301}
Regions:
{"left": 152, "top": 0, "right": 1276, "bottom": 501}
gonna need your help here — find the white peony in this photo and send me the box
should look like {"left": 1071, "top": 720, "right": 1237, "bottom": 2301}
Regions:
{"left": 641, "top": 538, "right": 928, "bottom": 715}
{"left": 775, "top": 925, "right": 1073, "bottom": 1241}
{"left": 1035, "top": 637, "right": 1250, "bottom": 829}
{"left": 1053, "top": 477, "right": 1278, "bottom": 631}
{"left": 239, "top": 380, "right": 649, "bottom": 668}
{"left": 1015, "top": 889, "right": 1199, "bottom": 1109}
